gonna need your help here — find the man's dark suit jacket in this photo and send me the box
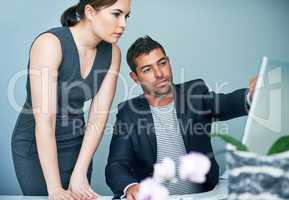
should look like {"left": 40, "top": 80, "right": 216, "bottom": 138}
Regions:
{"left": 105, "top": 79, "right": 249, "bottom": 198}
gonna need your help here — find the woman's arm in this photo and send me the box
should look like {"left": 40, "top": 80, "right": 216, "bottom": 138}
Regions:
{"left": 29, "top": 34, "right": 75, "bottom": 198}
{"left": 69, "top": 44, "right": 121, "bottom": 197}
{"left": 75, "top": 44, "right": 121, "bottom": 172}
{"left": 30, "top": 33, "right": 62, "bottom": 192}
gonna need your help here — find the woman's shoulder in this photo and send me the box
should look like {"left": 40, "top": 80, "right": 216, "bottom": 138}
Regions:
{"left": 32, "top": 27, "right": 63, "bottom": 49}
{"left": 34, "top": 27, "right": 69, "bottom": 44}
{"left": 32, "top": 27, "right": 67, "bottom": 44}
{"left": 29, "top": 27, "right": 68, "bottom": 59}
{"left": 29, "top": 30, "right": 62, "bottom": 70}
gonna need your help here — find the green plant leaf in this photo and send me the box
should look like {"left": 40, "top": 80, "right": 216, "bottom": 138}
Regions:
{"left": 211, "top": 133, "right": 249, "bottom": 152}
{"left": 267, "top": 135, "right": 289, "bottom": 155}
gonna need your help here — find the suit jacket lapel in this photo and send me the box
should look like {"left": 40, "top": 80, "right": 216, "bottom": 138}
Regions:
{"left": 135, "top": 95, "right": 157, "bottom": 163}
{"left": 173, "top": 84, "right": 190, "bottom": 152}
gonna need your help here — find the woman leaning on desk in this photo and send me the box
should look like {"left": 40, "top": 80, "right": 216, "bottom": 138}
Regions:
{"left": 11, "top": 0, "right": 131, "bottom": 199}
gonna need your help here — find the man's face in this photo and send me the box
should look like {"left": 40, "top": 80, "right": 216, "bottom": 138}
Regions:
{"left": 130, "top": 48, "right": 173, "bottom": 97}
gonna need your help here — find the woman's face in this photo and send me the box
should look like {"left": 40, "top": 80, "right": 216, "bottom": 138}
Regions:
{"left": 87, "top": 0, "right": 131, "bottom": 44}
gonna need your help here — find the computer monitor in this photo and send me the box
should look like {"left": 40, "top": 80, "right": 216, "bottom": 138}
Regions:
{"left": 242, "top": 57, "right": 289, "bottom": 155}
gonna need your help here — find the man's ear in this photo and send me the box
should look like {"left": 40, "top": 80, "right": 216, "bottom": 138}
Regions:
{"left": 130, "top": 71, "right": 140, "bottom": 84}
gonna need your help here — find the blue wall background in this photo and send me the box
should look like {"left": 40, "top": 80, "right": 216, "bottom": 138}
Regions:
{"left": 1, "top": 0, "right": 289, "bottom": 195}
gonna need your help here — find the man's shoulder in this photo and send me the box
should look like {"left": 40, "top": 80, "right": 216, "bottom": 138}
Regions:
{"left": 116, "top": 95, "right": 145, "bottom": 113}
{"left": 175, "top": 79, "right": 208, "bottom": 94}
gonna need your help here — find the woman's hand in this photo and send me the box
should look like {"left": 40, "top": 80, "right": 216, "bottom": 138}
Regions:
{"left": 69, "top": 171, "right": 98, "bottom": 200}
{"left": 68, "top": 45, "right": 121, "bottom": 200}
{"left": 48, "top": 186, "right": 77, "bottom": 200}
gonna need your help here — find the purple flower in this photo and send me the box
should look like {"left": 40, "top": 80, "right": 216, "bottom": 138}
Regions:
{"left": 179, "top": 152, "right": 211, "bottom": 183}
{"left": 137, "top": 178, "right": 169, "bottom": 200}
{"left": 153, "top": 157, "right": 176, "bottom": 182}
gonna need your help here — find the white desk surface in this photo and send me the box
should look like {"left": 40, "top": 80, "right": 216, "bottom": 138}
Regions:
{"left": 0, "top": 180, "right": 228, "bottom": 200}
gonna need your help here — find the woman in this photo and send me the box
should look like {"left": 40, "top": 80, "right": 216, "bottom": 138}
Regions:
{"left": 11, "top": 0, "right": 131, "bottom": 199}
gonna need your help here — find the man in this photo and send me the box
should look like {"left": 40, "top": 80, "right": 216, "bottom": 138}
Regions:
{"left": 105, "top": 36, "right": 256, "bottom": 199}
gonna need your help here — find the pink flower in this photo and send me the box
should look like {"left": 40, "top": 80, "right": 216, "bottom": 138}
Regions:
{"left": 153, "top": 157, "right": 176, "bottom": 182}
{"left": 137, "top": 178, "right": 169, "bottom": 200}
{"left": 179, "top": 152, "right": 211, "bottom": 183}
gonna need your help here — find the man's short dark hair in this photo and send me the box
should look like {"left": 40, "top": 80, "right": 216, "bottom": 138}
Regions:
{"left": 126, "top": 36, "right": 166, "bottom": 73}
